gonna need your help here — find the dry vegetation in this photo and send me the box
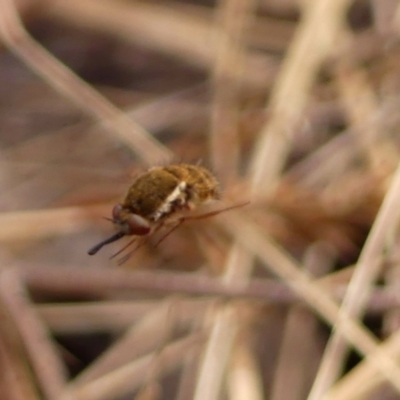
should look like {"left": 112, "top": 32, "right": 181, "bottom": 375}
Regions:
{"left": 1, "top": 0, "right": 400, "bottom": 399}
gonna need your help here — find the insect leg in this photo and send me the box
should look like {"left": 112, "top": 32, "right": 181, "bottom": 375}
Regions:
{"left": 110, "top": 237, "right": 137, "bottom": 260}
{"left": 117, "top": 223, "right": 165, "bottom": 265}
{"left": 153, "top": 202, "right": 249, "bottom": 248}
{"left": 153, "top": 219, "right": 185, "bottom": 247}
{"left": 182, "top": 201, "right": 249, "bottom": 222}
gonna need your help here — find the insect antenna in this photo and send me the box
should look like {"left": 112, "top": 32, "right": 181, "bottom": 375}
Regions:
{"left": 88, "top": 231, "right": 125, "bottom": 255}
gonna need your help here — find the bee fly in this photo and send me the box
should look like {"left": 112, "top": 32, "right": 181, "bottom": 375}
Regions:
{"left": 88, "top": 163, "right": 245, "bottom": 263}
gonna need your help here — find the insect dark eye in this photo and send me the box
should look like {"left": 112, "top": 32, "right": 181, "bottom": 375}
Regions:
{"left": 127, "top": 214, "right": 151, "bottom": 236}
{"left": 112, "top": 204, "right": 124, "bottom": 220}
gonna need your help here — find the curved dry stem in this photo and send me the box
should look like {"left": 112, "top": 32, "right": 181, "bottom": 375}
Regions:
{"left": 44, "top": 0, "right": 279, "bottom": 88}
{"left": 0, "top": 0, "right": 172, "bottom": 165}
{"left": 74, "top": 299, "right": 181, "bottom": 385}
{"left": 209, "top": 0, "right": 257, "bottom": 184}
{"left": 308, "top": 158, "right": 400, "bottom": 399}
{"left": 324, "top": 329, "right": 400, "bottom": 400}
{"left": 249, "top": 0, "right": 353, "bottom": 195}
{"left": 0, "top": 267, "right": 67, "bottom": 400}
{"left": 0, "top": 205, "right": 109, "bottom": 242}
{"left": 63, "top": 333, "right": 205, "bottom": 400}
{"left": 0, "top": 264, "right": 40, "bottom": 400}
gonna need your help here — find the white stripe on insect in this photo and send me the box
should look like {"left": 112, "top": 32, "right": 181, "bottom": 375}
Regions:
{"left": 151, "top": 181, "right": 187, "bottom": 221}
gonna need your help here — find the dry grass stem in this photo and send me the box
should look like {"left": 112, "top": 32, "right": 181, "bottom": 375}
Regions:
{"left": 270, "top": 244, "right": 334, "bottom": 400}
{"left": 227, "top": 339, "right": 264, "bottom": 400}
{"left": 47, "top": 0, "right": 217, "bottom": 69}
{"left": 19, "top": 265, "right": 307, "bottom": 301}
{"left": 194, "top": 197, "right": 267, "bottom": 400}
{"left": 64, "top": 333, "right": 205, "bottom": 400}
{"left": 209, "top": 0, "right": 256, "bottom": 183}
{"left": 0, "top": 334, "right": 40, "bottom": 400}
{"left": 324, "top": 329, "right": 400, "bottom": 400}
{"left": 38, "top": 299, "right": 209, "bottom": 334}
{"left": 45, "top": 0, "right": 279, "bottom": 89}
{"left": 74, "top": 300, "right": 180, "bottom": 385}
{"left": 285, "top": 132, "right": 357, "bottom": 187}
{"left": 333, "top": 49, "right": 397, "bottom": 174}
{"left": 383, "top": 253, "right": 400, "bottom": 338}
{"left": 271, "top": 303, "right": 320, "bottom": 400}
{"left": 0, "top": 265, "right": 40, "bottom": 400}
{"left": 19, "top": 266, "right": 400, "bottom": 315}
{"left": 176, "top": 356, "right": 199, "bottom": 400}
{"left": 127, "top": 85, "right": 208, "bottom": 133}
{"left": 194, "top": 304, "right": 240, "bottom": 400}
{"left": 286, "top": 94, "right": 400, "bottom": 187}
{"left": 249, "top": 0, "right": 353, "bottom": 194}
{"left": 324, "top": 247, "right": 400, "bottom": 400}
{"left": 219, "top": 211, "right": 400, "bottom": 394}
{"left": 0, "top": 0, "right": 172, "bottom": 165}
{"left": 0, "top": 205, "right": 109, "bottom": 242}
{"left": 308, "top": 158, "right": 400, "bottom": 399}
{"left": 0, "top": 267, "right": 67, "bottom": 400}
{"left": 37, "top": 301, "right": 160, "bottom": 334}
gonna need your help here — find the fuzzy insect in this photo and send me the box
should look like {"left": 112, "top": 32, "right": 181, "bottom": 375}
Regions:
{"left": 88, "top": 164, "right": 235, "bottom": 262}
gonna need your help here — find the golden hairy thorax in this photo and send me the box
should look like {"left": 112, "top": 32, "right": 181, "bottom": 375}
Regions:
{"left": 122, "top": 164, "right": 220, "bottom": 222}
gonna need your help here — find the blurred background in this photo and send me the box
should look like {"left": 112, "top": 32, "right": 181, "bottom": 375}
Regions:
{"left": 1, "top": 0, "right": 400, "bottom": 399}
